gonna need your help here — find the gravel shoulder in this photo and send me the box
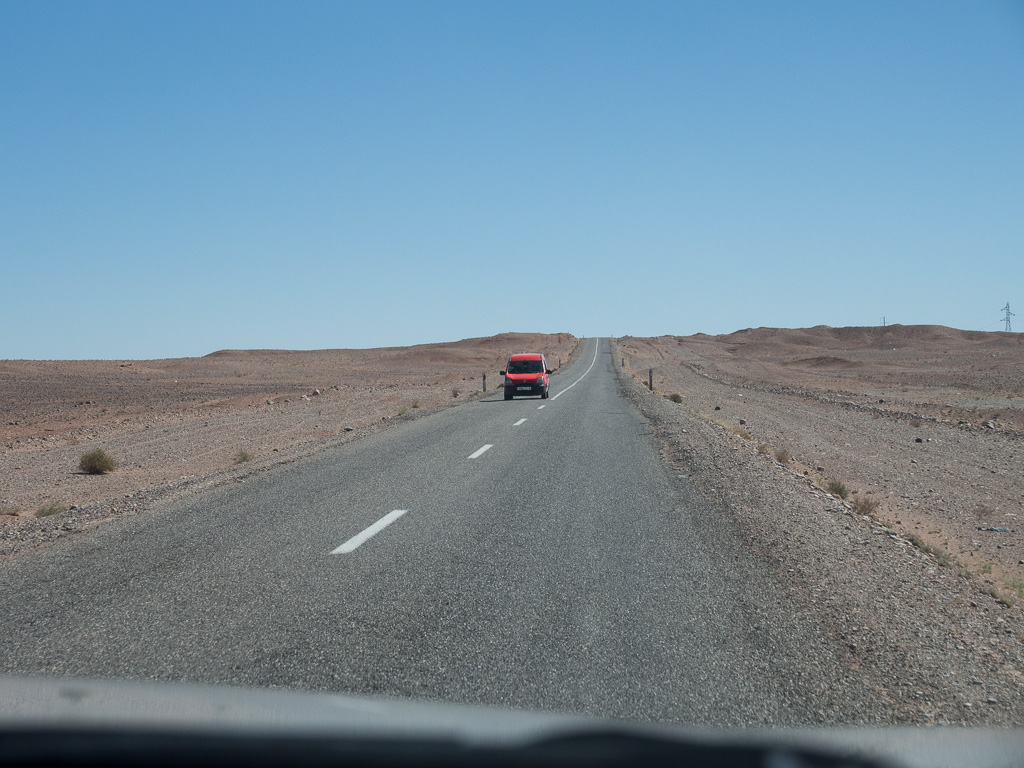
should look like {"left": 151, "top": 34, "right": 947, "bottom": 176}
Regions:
{"left": 613, "top": 332, "right": 1024, "bottom": 725}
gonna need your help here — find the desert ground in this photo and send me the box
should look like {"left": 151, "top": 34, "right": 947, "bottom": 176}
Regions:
{"left": 3, "top": 325, "right": 1024, "bottom": 722}
{"left": 616, "top": 325, "right": 1024, "bottom": 608}
{"left": 0, "top": 333, "right": 580, "bottom": 558}
{"left": 612, "top": 325, "right": 1024, "bottom": 723}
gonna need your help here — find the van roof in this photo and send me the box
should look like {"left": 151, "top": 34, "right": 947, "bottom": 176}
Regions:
{"left": 508, "top": 353, "right": 543, "bottom": 360}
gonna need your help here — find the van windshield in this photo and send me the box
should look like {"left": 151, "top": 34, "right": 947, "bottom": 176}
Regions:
{"left": 508, "top": 360, "right": 544, "bottom": 374}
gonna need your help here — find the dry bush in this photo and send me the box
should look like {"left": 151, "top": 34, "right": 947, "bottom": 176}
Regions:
{"left": 974, "top": 504, "right": 995, "bottom": 520}
{"left": 907, "top": 533, "right": 954, "bottom": 567}
{"left": 826, "top": 480, "right": 850, "bottom": 500}
{"left": 79, "top": 449, "right": 116, "bottom": 475}
{"left": 36, "top": 502, "right": 66, "bottom": 518}
{"left": 1006, "top": 578, "right": 1024, "bottom": 600}
{"left": 852, "top": 496, "right": 880, "bottom": 515}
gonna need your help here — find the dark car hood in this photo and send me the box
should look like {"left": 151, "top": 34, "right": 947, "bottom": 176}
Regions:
{"left": 2, "top": 676, "right": 1024, "bottom": 768}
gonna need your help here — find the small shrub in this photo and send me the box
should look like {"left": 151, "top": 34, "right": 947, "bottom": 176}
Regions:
{"left": 1005, "top": 577, "right": 1024, "bottom": 600}
{"left": 826, "top": 480, "right": 850, "bottom": 500}
{"left": 774, "top": 448, "right": 791, "bottom": 464}
{"left": 451, "top": 388, "right": 460, "bottom": 398}
{"left": 757, "top": 443, "right": 771, "bottom": 455}
{"left": 0, "top": 505, "right": 19, "bottom": 516}
{"left": 906, "top": 534, "right": 953, "bottom": 567}
{"left": 234, "top": 450, "right": 252, "bottom": 464}
{"left": 397, "top": 406, "right": 408, "bottom": 416}
{"left": 988, "top": 587, "right": 1014, "bottom": 608}
{"left": 934, "top": 550, "right": 953, "bottom": 568}
{"left": 79, "top": 449, "right": 116, "bottom": 475}
{"left": 852, "top": 496, "right": 880, "bottom": 515}
{"left": 668, "top": 393, "right": 683, "bottom": 404}
{"left": 412, "top": 401, "right": 420, "bottom": 409}
{"left": 36, "top": 502, "right": 66, "bottom": 518}
{"left": 910, "top": 418, "right": 923, "bottom": 428}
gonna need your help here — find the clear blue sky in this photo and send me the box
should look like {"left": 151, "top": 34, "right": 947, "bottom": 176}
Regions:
{"left": 3, "top": 1, "right": 1022, "bottom": 359}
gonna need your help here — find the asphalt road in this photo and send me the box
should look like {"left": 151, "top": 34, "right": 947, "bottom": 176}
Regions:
{"left": 0, "top": 338, "right": 877, "bottom": 726}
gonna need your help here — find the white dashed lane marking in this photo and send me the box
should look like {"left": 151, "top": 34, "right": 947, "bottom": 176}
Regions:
{"left": 331, "top": 510, "right": 408, "bottom": 554}
{"left": 468, "top": 444, "right": 493, "bottom": 459}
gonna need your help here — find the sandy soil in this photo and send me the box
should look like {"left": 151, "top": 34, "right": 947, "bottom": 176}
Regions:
{"left": 615, "top": 325, "right": 1024, "bottom": 607}
{"left": 0, "top": 333, "right": 579, "bottom": 556}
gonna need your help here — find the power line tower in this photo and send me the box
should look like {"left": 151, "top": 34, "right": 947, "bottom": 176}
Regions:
{"left": 1002, "top": 302, "right": 1015, "bottom": 332}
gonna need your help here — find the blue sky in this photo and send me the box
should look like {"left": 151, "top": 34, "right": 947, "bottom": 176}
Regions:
{"left": 3, "top": 1, "right": 1022, "bottom": 359}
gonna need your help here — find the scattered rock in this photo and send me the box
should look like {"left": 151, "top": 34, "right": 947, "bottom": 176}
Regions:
{"left": 613, "top": 335, "right": 1024, "bottom": 728}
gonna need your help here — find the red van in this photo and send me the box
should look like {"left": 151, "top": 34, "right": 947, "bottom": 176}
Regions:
{"left": 500, "top": 353, "right": 553, "bottom": 400}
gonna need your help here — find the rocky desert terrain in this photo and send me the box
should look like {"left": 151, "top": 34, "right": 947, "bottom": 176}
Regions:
{"left": 614, "top": 325, "right": 1024, "bottom": 723}
{"left": 0, "top": 333, "right": 580, "bottom": 558}
{"left": 616, "top": 325, "right": 1024, "bottom": 591}
{"left": 4, "top": 324, "right": 1024, "bottom": 724}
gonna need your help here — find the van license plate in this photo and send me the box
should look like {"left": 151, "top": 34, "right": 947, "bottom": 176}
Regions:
{"left": 517, "top": 386, "right": 531, "bottom": 391}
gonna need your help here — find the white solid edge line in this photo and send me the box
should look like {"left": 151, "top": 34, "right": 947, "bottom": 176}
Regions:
{"left": 551, "top": 337, "right": 600, "bottom": 400}
{"left": 332, "top": 509, "right": 408, "bottom": 555}
{"left": 468, "top": 444, "right": 493, "bottom": 459}
{"left": 514, "top": 418, "right": 527, "bottom": 426}
{"left": 537, "top": 405, "right": 546, "bottom": 409}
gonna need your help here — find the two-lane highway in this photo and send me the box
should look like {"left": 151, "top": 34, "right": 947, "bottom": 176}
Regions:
{"left": 0, "top": 338, "right": 879, "bottom": 726}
